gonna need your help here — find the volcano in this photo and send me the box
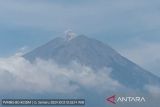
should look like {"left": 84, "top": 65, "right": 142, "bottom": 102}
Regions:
{"left": 24, "top": 35, "right": 160, "bottom": 90}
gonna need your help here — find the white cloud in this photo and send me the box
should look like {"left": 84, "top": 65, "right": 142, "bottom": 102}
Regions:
{"left": 145, "top": 85, "right": 160, "bottom": 97}
{"left": 0, "top": 54, "right": 121, "bottom": 94}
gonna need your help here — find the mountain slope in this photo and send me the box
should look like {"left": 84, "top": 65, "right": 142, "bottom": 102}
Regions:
{"left": 23, "top": 35, "right": 160, "bottom": 90}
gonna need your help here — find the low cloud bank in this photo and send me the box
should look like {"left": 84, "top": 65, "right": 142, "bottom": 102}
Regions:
{"left": 145, "top": 85, "right": 160, "bottom": 97}
{"left": 0, "top": 54, "right": 121, "bottom": 93}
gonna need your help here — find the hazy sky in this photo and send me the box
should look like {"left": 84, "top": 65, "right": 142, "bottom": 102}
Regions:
{"left": 0, "top": 0, "right": 160, "bottom": 76}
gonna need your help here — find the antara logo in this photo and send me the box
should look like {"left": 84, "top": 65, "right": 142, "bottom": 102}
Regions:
{"left": 106, "top": 95, "right": 116, "bottom": 104}
{"left": 106, "top": 95, "right": 146, "bottom": 104}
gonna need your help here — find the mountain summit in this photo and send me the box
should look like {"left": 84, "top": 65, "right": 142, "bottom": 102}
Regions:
{"left": 24, "top": 35, "right": 160, "bottom": 90}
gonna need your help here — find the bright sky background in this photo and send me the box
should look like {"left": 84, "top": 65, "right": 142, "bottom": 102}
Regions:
{"left": 0, "top": 0, "right": 160, "bottom": 76}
